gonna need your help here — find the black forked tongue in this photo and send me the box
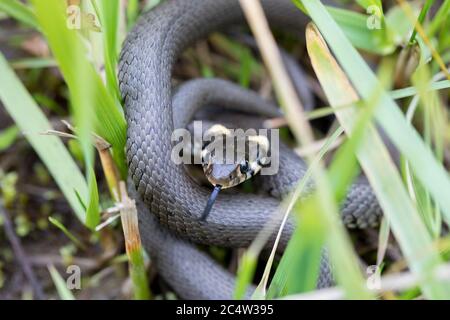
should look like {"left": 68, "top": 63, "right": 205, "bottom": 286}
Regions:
{"left": 200, "top": 185, "right": 222, "bottom": 221}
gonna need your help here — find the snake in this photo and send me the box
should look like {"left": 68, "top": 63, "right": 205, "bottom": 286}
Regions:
{"left": 118, "top": 0, "right": 383, "bottom": 299}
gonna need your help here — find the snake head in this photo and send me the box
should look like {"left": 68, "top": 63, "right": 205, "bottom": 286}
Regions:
{"left": 203, "top": 162, "right": 248, "bottom": 188}
{"left": 201, "top": 127, "right": 269, "bottom": 189}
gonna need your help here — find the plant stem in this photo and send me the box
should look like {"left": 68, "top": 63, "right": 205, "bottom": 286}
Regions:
{"left": 409, "top": 0, "right": 435, "bottom": 44}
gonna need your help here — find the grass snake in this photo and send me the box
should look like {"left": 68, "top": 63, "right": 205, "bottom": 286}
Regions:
{"left": 119, "top": 0, "right": 383, "bottom": 299}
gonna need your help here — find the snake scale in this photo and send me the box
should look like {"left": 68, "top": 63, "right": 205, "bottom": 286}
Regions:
{"left": 118, "top": 0, "right": 383, "bottom": 299}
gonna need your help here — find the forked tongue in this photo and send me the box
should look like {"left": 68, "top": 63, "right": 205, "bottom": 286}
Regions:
{"left": 200, "top": 185, "right": 222, "bottom": 221}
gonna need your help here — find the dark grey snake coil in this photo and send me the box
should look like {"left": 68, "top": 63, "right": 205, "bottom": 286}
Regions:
{"left": 119, "top": 0, "right": 382, "bottom": 299}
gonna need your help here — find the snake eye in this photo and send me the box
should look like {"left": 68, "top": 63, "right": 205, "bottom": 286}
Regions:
{"left": 239, "top": 161, "right": 249, "bottom": 173}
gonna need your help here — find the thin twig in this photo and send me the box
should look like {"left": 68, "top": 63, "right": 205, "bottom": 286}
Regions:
{"left": 0, "top": 202, "right": 46, "bottom": 300}
{"left": 295, "top": 135, "right": 344, "bottom": 157}
{"left": 239, "top": 0, "right": 315, "bottom": 149}
{"left": 118, "top": 181, "right": 152, "bottom": 300}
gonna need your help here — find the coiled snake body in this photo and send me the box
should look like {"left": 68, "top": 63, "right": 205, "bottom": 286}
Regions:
{"left": 119, "top": 0, "right": 383, "bottom": 299}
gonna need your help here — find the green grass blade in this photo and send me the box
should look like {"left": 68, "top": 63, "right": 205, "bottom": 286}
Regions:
{"left": 390, "top": 79, "right": 450, "bottom": 99}
{"left": 385, "top": 4, "right": 417, "bottom": 44}
{"left": 48, "top": 265, "right": 76, "bottom": 300}
{"left": 265, "top": 127, "right": 344, "bottom": 298}
{"left": 0, "top": 125, "right": 19, "bottom": 151}
{"left": 0, "top": 52, "right": 88, "bottom": 222}
{"left": 31, "top": 1, "right": 101, "bottom": 228}
{"left": 120, "top": 189, "right": 152, "bottom": 300}
{"left": 93, "top": 0, "right": 121, "bottom": 100}
{"left": 128, "top": 249, "right": 152, "bottom": 300}
{"left": 303, "top": 5, "right": 450, "bottom": 298}
{"left": 32, "top": 0, "right": 94, "bottom": 170}
{"left": 409, "top": 0, "right": 435, "bottom": 44}
{"left": 234, "top": 252, "right": 258, "bottom": 299}
{"left": 266, "top": 200, "right": 326, "bottom": 297}
{"left": 127, "top": 0, "right": 140, "bottom": 29}
{"left": 428, "top": 0, "right": 450, "bottom": 37}
{"left": 326, "top": 6, "right": 394, "bottom": 55}
{"left": 10, "top": 58, "right": 58, "bottom": 70}
{"left": 305, "top": 79, "right": 450, "bottom": 121}
{"left": 356, "top": 0, "right": 383, "bottom": 11}
{"left": 236, "top": 0, "right": 371, "bottom": 300}
{"left": 405, "top": 65, "right": 446, "bottom": 238}
{"left": 0, "top": 0, "right": 38, "bottom": 29}
{"left": 301, "top": 0, "right": 450, "bottom": 234}
{"left": 32, "top": 0, "right": 127, "bottom": 177}
{"left": 85, "top": 168, "right": 100, "bottom": 230}
{"left": 48, "top": 216, "right": 86, "bottom": 250}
